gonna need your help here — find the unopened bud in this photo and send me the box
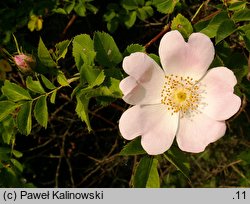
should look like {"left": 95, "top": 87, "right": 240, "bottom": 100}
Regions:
{"left": 13, "top": 54, "right": 36, "bottom": 74}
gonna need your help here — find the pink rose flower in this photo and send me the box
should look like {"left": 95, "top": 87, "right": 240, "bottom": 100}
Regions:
{"left": 119, "top": 30, "right": 241, "bottom": 155}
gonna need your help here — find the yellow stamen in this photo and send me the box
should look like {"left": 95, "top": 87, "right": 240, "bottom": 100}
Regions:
{"left": 161, "top": 74, "right": 202, "bottom": 115}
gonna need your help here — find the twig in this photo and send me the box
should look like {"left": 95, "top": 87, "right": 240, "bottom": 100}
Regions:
{"left": 191, "top": 2, "right": 205, "bottom": 23}
{"left": 110, "top": 102, "right": 126, "bottom": 112}
{"left": 65, "top": 157, "right": 75, "bottom": 187}
{"left": 62, "top": 14, "right": 77, "bottom": 36}
{"left": 205, "top": 160, "right": 243, "bottom": 180}
{"left": 89, "top": 111, "right": 116, "bottom": 127}
{"left": 77, "top": 166, "right": 101, "bottom": 186}
{"left": 194, "top": 9, "right": 221, "bottom": 24}
{"left": 50, "top": 101, "right": 70, "bottom": 120}
{"left": 23, "top": 139, "right": 54, "bottom": 152}
{"left": 55, "top": 123, "right": 72, "bottom": 187}
{"left": 129, "top": 155, "right": 138, "bottom": 187}
{"left": 145, "top": 23, "right": 171, "bottom": 50}
{"left": 231, "top": 165, "right": 249, "bottom": 183}
{"left": 107, "top": 138, "right": 118, "bottom": 158}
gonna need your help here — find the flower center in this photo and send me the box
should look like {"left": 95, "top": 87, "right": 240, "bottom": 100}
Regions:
{"left": 176, "top": 90, "right": 187, "bottom": 102}
{"left": 161, "top": 74, "right": 202, "bottom": 115}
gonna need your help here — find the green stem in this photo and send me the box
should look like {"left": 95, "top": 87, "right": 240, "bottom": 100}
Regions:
{"left": 191, "top": 2, "right": 205, "bottom": 23}
{"left": 32, "top": 76, "right": 80, "bottom": 102}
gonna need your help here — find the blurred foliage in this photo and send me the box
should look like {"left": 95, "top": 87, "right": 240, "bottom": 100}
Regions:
{"left": 0, "top": 0, "right": 250, "bottom": 187}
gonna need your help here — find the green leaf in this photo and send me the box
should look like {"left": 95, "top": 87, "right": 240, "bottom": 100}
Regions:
{"left": 152, "top": 0, "right": 179, "bottom": 14}
{"left": 124, "top": 44, "right": 145, "bottom": 55}
{"left": 194, "top": 19, "right": 210, "bottom": 32}
{"left": 0, "top": 101, "right": 18, "bottom": 121}
{"left": 50, "top": 91, "right": 57, "bottom": 104}
{"left": 243, "top": 30, "right": 250, "bottom": 52}
{"left": 74, "top": 0, "right": 86, "bottom": 16}
{"left": 55, "top": 40, "right": 71, "bottom": 61}
{"left": 237, "top": 150, "right": 250, "bottom": 165}
{"left": 34, "top": 96, "right": 48, "bottom": 128}
{"left": 232, "top": 9, "right": 250, "bottom": 22}
{"left": 104, "top": 9, "right": 117, "bottom": 22}
{"left": 1, "top": 116, "right": 15, "bottom": 145}
{"left": 171, "top": 14, "right": 193, "bottom": 38}
{"left": 38, "top": 38, "right": 57, "bottom": 68}
{"left": 0, "top": 147, "right": 11, "bottom": 154}
{"left": 11, "top": 159, "right": 23, "bottom": 172}
{"left": 86, "top": 2, "right": 98, "bottom": 14}
{"left": 57, "top": 71, "right": 69, "bottom": 86}
{"left": 234, "top": 66, "right": 248, "bottom": 83}
{"left": 164, "top": 147, "right": 190, "bottom": 179}
{"left": 1, "top": 80, "right": 32, "bottom": 102}
{"left": 0, "top": 148, "right": 10, "bottom": 161}
{"left": 41, "top": 75, "right": 56, "bottom": 90}
{"left": 228, "top": 52, "right": 247, "bottom": 70}
{"left": 148, "top": 54, "right": 161, "bottom": 66}
{"left": 88, "top": 69, "right": 105, "bottom": 88}
{"left": 122, "top": 0, "right": 144, "bottom": 10}
{"left": 145, "top": 158, "right": 160, "bottom": 188}
{"left": 120, "top": 137, "right": 146, "bottom": 156}
{"left": 94, "top": 31, "right": 123, "bottom": 67}
{"left": 80, "top": 64, "right": 104, "bottom": 85}
{"left": 17, "top": 101, "right": 32, "bottom": 135}
{"left": 107, "top": 77, "right": 123, "bottom": 98}
{"left": 104, "top": 67, "right": 123, "bottom": 80}
{"left": 137, "top": 6, "right": 154, "bottom": 20}
{"left": 72, "top": 34, "right": 96, "bottom": 70}
{"left": 228, "top": 2, "right": 246, "bottom": 11}
{"left": 209, "top": 55, "right": 224, "bottom": 68}
{"left": 124, "top": 11, "right": 137, "bottom": 28}
{"left": 53, "top": 8, "right": 67, "bottom": 14}
{"left": 64, "top": 1, "right": 75, "bottom": 14}
{"left": 215, "top": 19, "right": 236, "bottom": 44}
{"left": 199, "top": 11, "right": 229, "bottom": 38}
{"left": 26, "top": 76, "right": 45, "bottom": 94}
{"left": 107, "top": 18, "right": 119, "bottom": 33}
{"left": 76, "top": 93, "right": 92, "bottom": 132}
{"left": 0, "top": 167, "right": 19, "bottom": 186}
{"left": 133, "top": 156, "right": 160, "bottom": 188}
{"left": 238, "top": 22, "right": 250, "bottom": 33}
{"left": 75, "top": 83, "right": 121, "bottom": 131}
{"left": 12, "top": 150, "right": 23, "bottom": 158}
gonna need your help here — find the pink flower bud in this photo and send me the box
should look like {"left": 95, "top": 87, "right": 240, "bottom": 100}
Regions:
{"left": 13, "top": 54, "right": 36, "bottom": 73}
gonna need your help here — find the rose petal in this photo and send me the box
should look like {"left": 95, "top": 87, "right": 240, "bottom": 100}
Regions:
{"left": 119, "top": 105, "right": 143, "bottom": 140}
{"left": 120, "top": 76, "right": 149, "bottom": 105}
{"left": 119, "top": 104, "right": 179, "bottom": 155}
{"left": 121, "top": 52, "right": 165, "bottom": 105}
{"left": 200, "top": 67, "right": 241, "bottom": 120}
{"left": 177, "top": 113, "right": 226, "bottom": 153}
{"left": 119, "top": 76, "right": 138, "bottom": 96}
{"left": 159, "top": 30, "right": 214, "bottom": 80}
